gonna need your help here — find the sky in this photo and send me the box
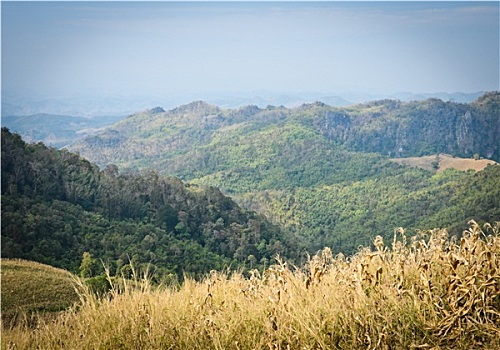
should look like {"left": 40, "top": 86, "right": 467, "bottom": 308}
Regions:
{"left": 2, "top": 1, "right": 499, "bottom": 106}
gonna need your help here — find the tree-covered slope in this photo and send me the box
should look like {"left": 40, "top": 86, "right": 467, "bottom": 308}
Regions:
{"left": 1, "top": 128, "right": 300, "bottom": 279}
{"left": 239, "top": 165, "right": 500, "bottom": 254}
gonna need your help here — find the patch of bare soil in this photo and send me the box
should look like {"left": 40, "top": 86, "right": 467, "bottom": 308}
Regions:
{"left": 390, "top": 154, "right": 497, "bottom": 173}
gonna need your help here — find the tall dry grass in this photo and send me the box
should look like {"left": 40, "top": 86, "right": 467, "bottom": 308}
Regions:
{"left": 3, "top": 221, "right": 499, "bottom": 349}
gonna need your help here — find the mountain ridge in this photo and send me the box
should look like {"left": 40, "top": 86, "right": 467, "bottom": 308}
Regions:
{"left": 71, "top": 92, "right": 500, "bottom": 169}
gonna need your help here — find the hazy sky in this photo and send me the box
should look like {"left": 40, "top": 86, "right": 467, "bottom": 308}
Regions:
{"left": 2, "top": 1, "right": 499, "bottom": 101}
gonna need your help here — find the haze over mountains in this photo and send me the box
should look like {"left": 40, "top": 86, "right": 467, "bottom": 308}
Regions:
{"left": 2, "top": 113, "right": 124, "bottom": 149}
{"left": 2, "top": 90, "right": 488, "bottom": 118}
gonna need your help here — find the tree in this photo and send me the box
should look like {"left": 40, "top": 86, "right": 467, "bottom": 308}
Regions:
{"left": 79, "top": 252, "right": 97, "bottom": 278}
{"left": 247, "top": 254, "right": 257, "bottom": 269}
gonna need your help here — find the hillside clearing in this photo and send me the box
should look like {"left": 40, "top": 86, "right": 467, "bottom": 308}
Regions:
{"left": 390, "top": 154, "right": 497, "bottom": 173}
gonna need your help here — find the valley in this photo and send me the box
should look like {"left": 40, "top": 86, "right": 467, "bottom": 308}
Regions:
{"left": 68, "top": 92, "right": 500, "bottom": 253}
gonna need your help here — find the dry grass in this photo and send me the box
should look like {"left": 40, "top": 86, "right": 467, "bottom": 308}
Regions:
{"left": 3, "top": 221, "right": 499, "bottom": 349}
{"left": 436, "top": 154, "right": 497, "bottom": 173}
{"left": 390, "top": 154, "right": 497, "bottom": 173}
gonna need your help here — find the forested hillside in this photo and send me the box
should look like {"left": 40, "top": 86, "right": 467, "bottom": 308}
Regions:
{"left": 1, "top": 128, "right": 301, "bottom": 280}
{"left": 70, "top": 93, "right": 500, "bottom": 254}
{"left": 309, "top": 92, "right": 499, "bottom": 160}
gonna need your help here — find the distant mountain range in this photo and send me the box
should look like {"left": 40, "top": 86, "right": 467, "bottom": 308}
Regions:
{"left": 1, "top": 113, "right": 125, "bottom": 148}
{"left": 3, "top": 90, "right": 489, "bottom": 150}
{"left": 71, "top": 92, "right": 500, "bottom": 166}
{"left": 2, "top": 91, "right": 487, "bottom": 117}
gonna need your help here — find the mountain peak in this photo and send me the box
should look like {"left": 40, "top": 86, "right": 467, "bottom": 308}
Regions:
{"left": 148, "top": 106, "right": 166, "bottom": 114}
{"left": 298, "top": 101, "right": 328, "bottom": 110}
{"left": 172, "top": 101, "right": 219, "bottom": 115}
{"left": 473, "top": 91, "right": 500, "bottom": 110}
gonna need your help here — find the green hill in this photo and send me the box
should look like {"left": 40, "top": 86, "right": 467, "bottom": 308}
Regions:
{"left": 1, "top": 259, "right": 81, "bottom": 325}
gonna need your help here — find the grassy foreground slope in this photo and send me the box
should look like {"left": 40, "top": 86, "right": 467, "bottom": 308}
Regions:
{"left": 1, "top": 259, "right": 81, "bottom": 325}
{"left": 3, "top": 222, "right": 499, "bottom": 349}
